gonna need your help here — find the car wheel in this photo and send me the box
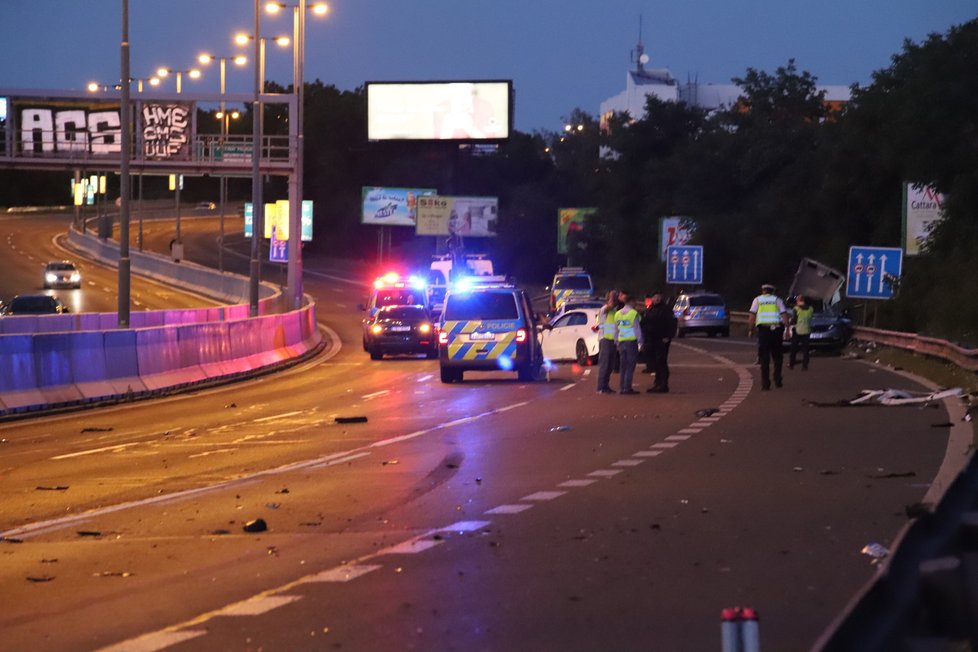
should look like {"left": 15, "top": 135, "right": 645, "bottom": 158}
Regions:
{"left": 440, "top": 366, "right": 461, "bottom": 383}
{"left": 575, "top": 340, "right": 590, "bottom": 366}
{"left": 369, "top": 349, "right": 383, "bottom": 361}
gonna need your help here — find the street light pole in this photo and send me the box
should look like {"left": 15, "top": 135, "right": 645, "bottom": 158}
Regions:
{"left": 118, "top": 0, "right": 131, "bottom": 327}
{"left": 286, "top": 0, "right": 305, "bottom": 310}
{"left": 249, "top": 0, "right": 263, "bottom": 317}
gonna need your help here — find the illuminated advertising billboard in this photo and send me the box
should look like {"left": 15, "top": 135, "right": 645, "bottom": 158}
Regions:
{"left": 903, "top": 182, "right": 944, "bottom": 256}
{"left": 361, "top": 187, "right": 436, "bottom": 226}
{"left": 366, "top": 81, "right": 512, "bottom": 142}
{"left": 416, "top": 196, "right": 498, "bottom": 237}
{"left": 558, "top": 208, "right": 595, "bottom": 254}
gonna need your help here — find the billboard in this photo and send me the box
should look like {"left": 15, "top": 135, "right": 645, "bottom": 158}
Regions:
{"left": 361, "top": 187, "right": 436, "bottom": 226}
{"left": 659, "top": 216, "right": 695, "bottom": 261}
{"left": 245, "top": 200, "right": 313, "bottom": 241}
{"left": 558, "top": 208, "right": 595, "bottom": 254}
{"left": 416, "top": 196, "right": 498, "bottom": 237}
{"left": 903, "top": 182, "right": 944, "bottom": 256}
{"left": 366, "top": 81, "right": 511, "bottom": 142}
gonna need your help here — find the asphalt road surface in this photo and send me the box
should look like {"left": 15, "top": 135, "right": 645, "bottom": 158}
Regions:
{"left": 0, "top": 214, "right": 959, "bottom": 651}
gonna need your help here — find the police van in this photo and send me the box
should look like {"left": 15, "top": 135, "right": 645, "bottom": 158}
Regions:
{"left": 549, "top": 267, "right": 595, "bottom": 313}
{"left": 438, "top": 276, "right": 544, "bottom": 383}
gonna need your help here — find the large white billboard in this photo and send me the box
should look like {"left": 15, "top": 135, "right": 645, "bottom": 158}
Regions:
{"left": 903, "top": 182, "right": 944, "bottom": 256}
{"left": 361, "top": 187, "right": 436, "bottom": 226}
{"left": 416, "top": 196, "right": 498, "bottom": 237}
{"left": 366, "top": 81, "right": 511, "bottom": 142}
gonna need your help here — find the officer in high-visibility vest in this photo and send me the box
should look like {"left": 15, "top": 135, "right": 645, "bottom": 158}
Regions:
{"left": 748, "top": 283, "right": 791, "bottom": 390}
{"left": 614, "top": 290, "right": 643, "bottom": 395}
{"left": 596, "top": 289, "right": 620, "bottom": 394}
{"left": 789, "top": 294, "right": 815, "bottom": 371}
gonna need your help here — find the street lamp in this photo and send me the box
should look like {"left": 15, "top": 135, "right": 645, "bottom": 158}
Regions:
{"left": 155, "top": 67, "right": 202, "bottom": 94}
{"left": 264, "top": 0, "right": 329, "bottom": 309}
{"left": 200, "top": 52, "right": 247, "bottom": 273}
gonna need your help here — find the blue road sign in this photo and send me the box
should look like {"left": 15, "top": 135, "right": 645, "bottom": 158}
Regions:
{"left": 666, "top": 245, "right": 704, "bottom": 285}
{"left": 269, "top": 226, "right": 288, "bottom": 263}
{"left": 846, "top": 246, "right": 902, "bottom": 299}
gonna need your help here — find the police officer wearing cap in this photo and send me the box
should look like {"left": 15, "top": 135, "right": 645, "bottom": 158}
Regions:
{"left": 748, "top": 283, "right": 791, "bottom": 390}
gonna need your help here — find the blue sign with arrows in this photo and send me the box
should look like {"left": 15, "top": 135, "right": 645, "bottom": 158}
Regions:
{"left": 846, "top": 246, "right": 902, "bottom": 299}
{"left": 666, "top": 245, "right": 704, "bottom": 285}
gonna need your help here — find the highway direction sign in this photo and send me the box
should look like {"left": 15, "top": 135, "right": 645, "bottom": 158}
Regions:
{"left": 846, "top": 246, "right": 902, "bottom": 300}
{"left": 666, "top": 245, "right": 704, "bottom": 285}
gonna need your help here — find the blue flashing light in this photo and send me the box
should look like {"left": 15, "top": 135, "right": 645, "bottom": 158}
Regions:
{"left": 408, "top": 275, "right": 426, "bottom": 290}
{"left": 497, "top": 355, "right": 514, "bottom": 371}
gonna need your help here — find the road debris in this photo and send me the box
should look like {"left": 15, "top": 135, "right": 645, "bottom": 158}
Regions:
{"left": 243, "top": 518, "right": 268, "bottom": 533}
{"left": 210, "top": 529, "right": 231, "bottom": 535}
{"left": 868, "top": 471, "right": 916, "bottom": 479}
{"left": 861, "top": 542, "right": 889, "bottom": 564}
{"left": 549, "top": 425, "right": 572, "bottom": 432}
{"left": 35, "top": 486, "right": 69, "bottom": 491}
{"left": 77, "top": 531, "right": 102, "bottom": 537}
{"left": 695, "top": 408, "right": 720, "bottom": 418}
{"left": 26, "top": 575, "right": 55, "bottom": 582}
{"left": 0, "top": 537, "right": 24, "bottom": 544}
{"left": 225, "top": 403, "right": 237, "bottom": 408}
{"left": 381, "top": 459, "right": 399, "bottom": 466}
{"left": 335, "top": 416, "right": 368, "bottom": 424}
{"left": 95, "top": 571, "right": 133, "bottom": 577}
{"left": 807, "top": 387, "right": 962, "bottom": 407}
{"left": 265, "top": 503, "right": 281, "bottom": 510}
{"left": 275, "top": 488, "right": 290, "bottom": 494}
{"left": 80, "top": 427, "right": 113, "bottom": 433}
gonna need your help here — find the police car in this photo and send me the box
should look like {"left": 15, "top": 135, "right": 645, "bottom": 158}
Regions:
{"left": 361, "top": 272, "right": 429, "bottom": 350}
{"left": 549, "top": 267, "right": 595, "bottom": 313}
{"left": 438, "top": 276, "right": 544, "bottom": 383}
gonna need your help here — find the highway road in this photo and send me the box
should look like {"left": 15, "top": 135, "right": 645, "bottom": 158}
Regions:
{"left": 0, "top": 213, "right": 960, "bottom": 651}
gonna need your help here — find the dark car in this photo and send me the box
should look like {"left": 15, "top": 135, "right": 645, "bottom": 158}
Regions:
{"left": 43, "top": 260, "right": 81, "bottom": 289}
{"left": 7, "top": 294, "right": 70, "bottom": 314}
{"left": 364, "top": 304, "right": 437, "bottom": 360}
{"left": 806, "top": 300, "right": 853, "bottom": 348}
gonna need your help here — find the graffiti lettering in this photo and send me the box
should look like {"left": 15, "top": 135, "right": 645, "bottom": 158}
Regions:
{"left": 143, "top": 104, "right": 190, "bottom": 159}
{"left": 20, "top": 108, "right": 120, "bottom": 155}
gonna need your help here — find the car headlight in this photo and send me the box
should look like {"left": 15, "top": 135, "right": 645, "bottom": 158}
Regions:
{"left": 70, "top": 273, "right": 81, "bottom": 282}
{"left": 45, "top": 273, "right": 57, "bottom": 282}
{"left": 370, "top": 324, "right": 383, "bottom": 335}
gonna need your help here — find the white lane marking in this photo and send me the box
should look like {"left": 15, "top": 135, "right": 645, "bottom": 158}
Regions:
{"left": 677, "top": 428, "right": 702, "bottom": 434}
{"left": 217, "top": 595, "right": 301, "bottom": 616}
{"left": 699, "top": 416, "right": 723, "bottom": 422}
{"left": 377, "top": 538, "right": 443, "bottom": 555}
{"left": 253, "top": 410, "right": 305, "bottom": 423}
{"left": 652, "top": 442, "right": 679, "bottom": 449}
{"left": 559, "top": 383, "right": 576, "bottom": 392}
{"left": 438, "top": 520, "right": 492, "bottom": 532}
{"left": 583, "top": 369, "right": 592, "bottom": 376}
{"left": 369, "top": 401, "right": 529, "bottom": 448}
{"left": 98, "top": 630, "right": 207, "bottom": 652}
{"left": 304, "top": 564, "right": 382, "bottom": 583}
{"left": 587, "top": 469, "right": 623, "bottom": 478}
{"left": 188, "top": 448, "right": 238, "bottom": 459}
{"left": 612, "top": 459, "right": 644, "bottom": 467}
{"left": 666, "top": 435, "right": 691, "bottom": 442}
{"left": 485, "top": 504, "right": 533, "bottom": 515}
{"left": 362, "top": 390, "right": 390, "bottom": 400}
{"left": 52, "top": 442, "right": 142, "bottom": 460}
{"left": 308, "top": 452, "right": 370, "bottom": 469}
{"left": 520, "top": 491, "right": 566, "bottom": 501}
{"left": 558, "top": 479, "right": 597, "bottom": 488}
{"left": 417, "top": 374, "right": 434, "bottom": 382}
{"left": 633, "top": 451, "right": 662, "bottom": 457}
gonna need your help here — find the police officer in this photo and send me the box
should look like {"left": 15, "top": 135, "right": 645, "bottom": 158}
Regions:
{"left": 789, "top": 294, "right": 815, "bottom": 370}
{"left": 596, "top": 289, "right": 620, "bottom": 394}
{"left": 615, "top": 290, "right": 643, "bottom": 395}
{"left": 748, "top": 283, "right": 790, "bottom": 390}
{"left": 643, "top": 291, "right": 677, "bottom": 393}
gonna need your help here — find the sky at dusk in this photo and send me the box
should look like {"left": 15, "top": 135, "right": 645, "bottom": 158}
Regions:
{"left": 1, "top": 0, "right": 975, "bottom": 133}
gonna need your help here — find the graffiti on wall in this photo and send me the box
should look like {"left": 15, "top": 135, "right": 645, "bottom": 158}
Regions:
{"left": 142, "top": 103, "right": 190, "bottom": 159}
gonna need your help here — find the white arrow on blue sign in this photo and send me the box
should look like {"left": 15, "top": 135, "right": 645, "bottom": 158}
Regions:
{"left": 666, "top": 245, "right": 703, "bottom": 285}
{"left": 846, "top": 246, "right": 902, "bottom": 300}
{"left": 269, "top": 225, "right": 289, "bottom": 263}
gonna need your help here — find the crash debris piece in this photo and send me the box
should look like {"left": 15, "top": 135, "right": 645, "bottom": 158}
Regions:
{"left": 695, "top": 408, "right": 720, "bottom": 418}
{"left": 808, "top": 387, "right": 962, "bottom": 407}
{"left": 243, "top": 518, "right": 268, "bottom": 533}
{"left": 335, "top": 416, "right": 368, "bottom": 424}
{"left": 861, "top": 542, "right": 889, "bottom": 564}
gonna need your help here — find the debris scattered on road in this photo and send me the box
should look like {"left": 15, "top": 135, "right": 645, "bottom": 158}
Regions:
{"left": 26, "top": 575, "right": 55, "bottom": 582}
{"left": 549, "top": 425, "right": 572, "bottom": 432}
{"left": 475, "top": 477, "right": 483, "bottom": 484}
{"left": 930, "top": 422, "right": 954, "bottom": 428}
{"left": 299, "top": 522, "right": 321, "bottom": 527}
{"left": 335, "top": 416, "right": 368, "bottom": 424}
{"left": 95, "top": 571, "right": 133, "bottom": 578}
{"left": 41, "top": 558, "right": 58, "bottom": 564}
{"left": 77, "top": 531, "right": 101, "bottom": 537}
{"left": 35, "top": 485, "right": 69, "bottom": 491}
{"left": 381, "top": 459, "right": 399, "bottom": 466}
{"left": 861, "top": 542, "right": 889, "bottom": 564}
{"left": 275, "top": 488, "right": 290, "bottom": 494}
{"left": 243, "top": 518, "right": 268, "bottom": 533}
{"left": 793, "top": 467, "right": 804, "bottom": 472}
{"left": 225, "top": 403, "right": 237, "bottom": 408}
{"left": 210, "top": 529, "right": 231, "bottom": 535}
{"left": 807, "top": 387, "right": 962, "bottom": 408}
{"left": 267, "top": 546, "right": 278, "bottom": 556}
{"left": 868, "top": 471, "right": 916, "bottom": 479}
{"left": 695, "top": 408, "right": 720, "bottom": 418}
{"left": 265, "top": 503, "right": 281, "bottom": 510}
{"left": 0, "top": 536, "right": 24, "bottom": 544}
{"left": 819, "top": 470, "right": 841, "bottom": 476}
{"left": 80, "top": 427, "right": 113, "bottom": 433}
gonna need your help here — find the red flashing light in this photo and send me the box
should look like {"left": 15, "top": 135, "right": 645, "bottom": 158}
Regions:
{"left": 515, "top": 328, "right": 527, "bottom": 343}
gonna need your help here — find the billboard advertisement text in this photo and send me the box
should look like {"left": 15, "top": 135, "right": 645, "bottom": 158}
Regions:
{"left": 416, "top": 196, "right": 498, "bottom": 237}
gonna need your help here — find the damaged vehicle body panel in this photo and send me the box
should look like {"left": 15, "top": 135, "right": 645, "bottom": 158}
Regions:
{"left": 789, "top": 258, "right": 853, "bottom": 348}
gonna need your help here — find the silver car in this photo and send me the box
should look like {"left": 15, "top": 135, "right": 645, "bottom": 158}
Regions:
{"left": 673, "top": 291, "right": 730, "bottom": 337}
{"left": 43, "top": 260, "right": 81, "bottom": 289}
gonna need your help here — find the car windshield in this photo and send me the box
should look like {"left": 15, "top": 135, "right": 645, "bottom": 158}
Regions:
{"left": 375, "top": 289, "right": 423, "bottom": 308}
{"left": 379, "top": 306, "right": 426, "bottom": 320}
{"left": 11, "top": 296, "right": 57, "bottom": 312}
{"left": 688, "top": 295, "right": 724, "bottom": 307}
{"left": 46, "top": 262, "right": 76, "bottom": 271}
{"left": 444, "top": 293, "right": 519, "bottom": 321}
{"left": 554, "top": 276, "right": 592, "bottom": 290}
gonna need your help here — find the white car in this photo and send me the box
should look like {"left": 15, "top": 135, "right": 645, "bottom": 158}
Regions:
{"left": 539, "top": 308, "right": 601, "bottom": 365}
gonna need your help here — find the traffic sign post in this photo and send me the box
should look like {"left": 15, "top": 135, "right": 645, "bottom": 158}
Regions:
{"left": 846, "top": 246, "right": 902, "bottom": 300}
{"left": 269, "top": 225, "right": 288, "bottom": 263}
{"left": 666, "top": 245, "right": 704, "bottom": 285}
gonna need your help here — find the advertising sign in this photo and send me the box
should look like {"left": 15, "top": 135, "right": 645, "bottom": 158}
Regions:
{"left": 846, "top": 246, "right": 902, "bottom": 300}
{"left": 903, "top": 183, "right": 944, "bottom": 256}
{"left": 416, "top": 196, "right": 498, "bottom": 237}
{"left": 366, "top": 81, "right": 511, "bottom": 142}
{"left": 558, "top": 208, "right": 595, "bottom": 254}
{"left": 246, "top": 201, "right": 312, "bottom": 241}
{"left": 659, "top": 216, "right": 695, "bottom": 261}
{"left": 361, "top": 187, "right": 435, "bottom": 226}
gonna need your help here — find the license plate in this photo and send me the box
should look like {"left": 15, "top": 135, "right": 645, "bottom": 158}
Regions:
{"left": 390, "top": 326, "right": 410, "bottom": 332}
{"left": 469, "top": 332, "right": 496, "bottom": 341}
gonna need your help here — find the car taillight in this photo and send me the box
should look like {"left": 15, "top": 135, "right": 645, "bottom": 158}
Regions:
{"left": 438, "top": 331, "right": 449, "bottom": 344}
{"left": 515, "top": 329, "right": 527, "bottom": 343}
{"left": 370, "top": 324, "right": 383, "bottom": 335}
{"left": 419, "top": 323, "right": 432, "bottom": 334}
{"left": 590, "top": 325, "right": 600, "bottom": 332}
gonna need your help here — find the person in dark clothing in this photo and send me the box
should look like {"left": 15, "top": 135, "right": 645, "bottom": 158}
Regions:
{"left": 642, "top": 291, "right": 677, "bottom": 393}
{"left": 640, "top": 293, "right": 656, "bottom": 374}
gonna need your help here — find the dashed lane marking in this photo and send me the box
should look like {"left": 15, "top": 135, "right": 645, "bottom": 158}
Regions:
{"left": 587, "top": 469, "right": 624, "bottom": 478}
{"left": 558, "top": 479, "right": 597, "bottom": 488}
{"left": 666, "top": 435, "right": 692, "bottom": 442}
{"left": 633, "top": 451, "right": 662, "bottom": 458}
{"left": 485, "top": 504, "right": 533, "bottom": 515}
{"left": 612, "top": 459, "right": 644, "bottom": 467}
{"left": 304, "top": 564, "right": 383, "bottom": 583}
{"left": 520, "top": 491, "right": 566, "bottom": 501}
{"left": 99, "top": 630, "right": 207, "bottom": 652}
{"left": 651, "top": 442, "right": 679, "bottom": 449}
{"left": 377, "top": 537, "right": 443, "bottom": 555}
{"left": 216, "top": 595, "right": 302, "bottom": 617}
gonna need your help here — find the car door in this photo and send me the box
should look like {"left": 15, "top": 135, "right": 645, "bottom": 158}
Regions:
{"left": 541, "top": 310, "right": 588, "bottom": 360}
